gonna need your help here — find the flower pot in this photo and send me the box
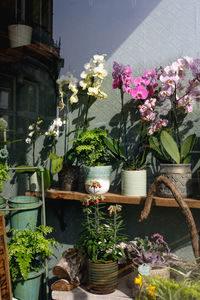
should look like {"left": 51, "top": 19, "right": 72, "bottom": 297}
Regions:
{"left": 13, "top": 268, "right": 44, "bottom": 300}
{"left": 83, "top": 165, "right": 112, "bottom": 195}
{"left": 157, "top": 164, "right": 192, "bottom": 198}
{"left": 58, "top": 166, "right": 80, "bottom": 191}
{"left": 121, "top": 169, "right": 147, "bottom": 196}
{"left": 9, "top": 196, "right": 41, "bottom": 230}
{"left": 150, "top": 266, "right": 170, "bottom": 279}
{"left": 88, "top": 260, "right": 118, "bottom": 294}
{"left": 8, "top": 24, "right": 32, "bottom": 48}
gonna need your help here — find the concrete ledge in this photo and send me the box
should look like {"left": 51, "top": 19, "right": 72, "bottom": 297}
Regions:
{"left": 52, "top": 273, "right": 134, "bottom": 300}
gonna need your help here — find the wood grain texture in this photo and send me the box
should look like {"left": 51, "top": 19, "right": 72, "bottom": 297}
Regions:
{"left": 25, "top": 189, "right": 200, "bottom": 208}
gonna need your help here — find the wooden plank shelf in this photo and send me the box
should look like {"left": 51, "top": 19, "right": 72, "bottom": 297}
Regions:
{"left": 26, "top": 189, "right": 200, "bottom": 209}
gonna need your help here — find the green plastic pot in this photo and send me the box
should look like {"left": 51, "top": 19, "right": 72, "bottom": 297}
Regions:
{"left": 9, "top": 196, "right": 41, "bottom": 231}
{"left": 13, "top": 268, "right": 44, "bottom": 300}
{"left": 88, "top": 260, "right": 118, "bottom": 294}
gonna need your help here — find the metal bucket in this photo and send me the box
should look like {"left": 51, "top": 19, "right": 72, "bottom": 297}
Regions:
{"left": 9, "top": 196, "right": 41, "bottom": 231}
{"left": 88, "top": 260, "right": 118, "bottom": 294}
{"left": 157, "top": 164, "right": 192, "bottom": 198}
{"left": 13, "top": 268, "right": 44, "bottom": 300}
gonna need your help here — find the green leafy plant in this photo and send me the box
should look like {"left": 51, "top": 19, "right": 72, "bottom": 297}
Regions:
{"left": 145, "top": 276, "right": 200, "bottom": 300}
{"left": 149, "top": 130, "right": 196, "bottom": 164}
{"left": 72, "top": 128, "right": 115, "bottom": 167}
{"left": 76, "top": 195, "right": 126, "bottom": 262}
{"left": 8, "top": 225, "right": 58, "bottom": 282}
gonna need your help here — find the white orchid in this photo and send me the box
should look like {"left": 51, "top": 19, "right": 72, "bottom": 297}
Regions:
{"left": 88, "top": 86, "right": 99, "bottom": 97}
{"left": 93, "top": 54, "right": 106, "bottom": 64}
{"left": 45, "top": 117, "right": 63, "bottom": 137}
{"left": 79, "top": 80, "right": 87, "bottom": 90}
{"left": 79, "top": 53, "right": 108, "bottom": 101}
{"left": 94, "top": 63, "right": 108, "bottom": 79}
{"left": 25, "top": 138, "right": 31, "bottom": 144}
{"left": 69, "top": 93, "right": 78, "bottom": 104}
{"left": 57, "top": 72, "right": 79, "bottom": 108}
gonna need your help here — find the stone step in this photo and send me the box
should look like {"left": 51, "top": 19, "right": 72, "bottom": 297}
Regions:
{"left": 52, "top": 273, "right": 134, "bottom": 300}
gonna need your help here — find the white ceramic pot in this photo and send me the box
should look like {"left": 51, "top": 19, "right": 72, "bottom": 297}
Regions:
{"left": 121, "top": 169, "right": 147, "bottom": 197}
{"left": 83, "top": 165, "right": 112, "bottom": 195}
{"left": 8, "top": 24, "right": 32, "bottom": 48}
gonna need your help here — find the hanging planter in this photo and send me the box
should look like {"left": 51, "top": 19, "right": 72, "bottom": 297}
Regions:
{"left": 121, "top": 169, "right": 147, "bottom": 197}
{"left": 8, "top": 24, "right": 32, "bottom": 48}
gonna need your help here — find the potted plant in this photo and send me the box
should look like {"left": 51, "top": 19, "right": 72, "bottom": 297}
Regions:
{"left": 8, "top": 0, "right": 32, "bottom": 48}
{"left": 52, "top": 54, "right": 108, "bottom": 191}
{"left": 76, "top": 196, "right": 126, "bottom": 294}
{"left": 8, "top": 225, "right": 58, "bottom": 300}
{"left": 140, "top": 57, "right": 200, "bottom": 198}
{"left": 125, "top": 233, "right": 170, "bottom": 279}
{"left": 49, "top": 72, "right": 80, "bottom": 191}
{"left": 16, "top": 117, "right": 51, "bottom": 192}
{"left": 113, "top": 57, "right": 200, "bottom": 198}
{"left": 111, "top": 62, "right": 149, "bottom": 196}
{"left": 72, "top": 128, "right": 116, "bottom": 194}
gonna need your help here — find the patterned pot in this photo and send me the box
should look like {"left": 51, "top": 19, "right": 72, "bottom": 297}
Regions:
{"left": 88, "top": 260, "right": 118, "bottom": 294}
{"left": 157, "top": 164, "right": 192, "bottom": 198}
{"left": 83, "top": 166, "right": 112, "bottom": 195}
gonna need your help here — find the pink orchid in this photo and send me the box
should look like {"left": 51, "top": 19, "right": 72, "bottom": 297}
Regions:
{"left": 131, "top": 86, "right": 148, "bottom": 99}
{"left": 149, "top": 119, "right": 168, "bottom": 135}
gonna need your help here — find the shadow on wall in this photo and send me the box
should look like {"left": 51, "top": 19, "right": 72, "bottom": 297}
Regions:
{"left": 54, "top": 0, "right": 162, "bottom": 76}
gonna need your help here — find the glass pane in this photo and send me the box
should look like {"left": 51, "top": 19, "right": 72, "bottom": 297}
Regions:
{"left": 0, "top": 90, "right": 9, "bottom": 109}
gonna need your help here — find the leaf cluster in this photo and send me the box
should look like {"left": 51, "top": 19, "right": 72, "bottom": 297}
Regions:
{"left": 145, "top": 276, "right": 200, "bottom": 300}
{"left": 150, "top": 130, "right": 196, "bottom": 164}
{"left": 73, "top": 128, "right": 115, "bottom": 167}
{"left": 76, "top": 202, "right": 127, "bottom": 262}
{"left": 8, "top": 225, "right": 58, "bottom": 282}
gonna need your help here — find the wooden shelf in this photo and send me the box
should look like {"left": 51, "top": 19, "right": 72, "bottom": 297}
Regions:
{"left": 25, "top": 189, "right": 200, "bottom": 209}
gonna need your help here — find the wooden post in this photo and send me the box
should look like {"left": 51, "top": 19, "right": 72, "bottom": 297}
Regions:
{"left": 0, "top": 214, "right": 12, "bottom": 300}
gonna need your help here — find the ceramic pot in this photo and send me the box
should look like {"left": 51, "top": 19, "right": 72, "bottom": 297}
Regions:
{"left": 121, "top": 169, "right": 147, "bottom": 197}
{"left": 88, "top": 260, "right": 118, "bottom": 294}
{"left": 157, "top": 164, "right": 192, "bottom": 198}
{"left": 83, "top": 166, "right": 112, "bottom": 195}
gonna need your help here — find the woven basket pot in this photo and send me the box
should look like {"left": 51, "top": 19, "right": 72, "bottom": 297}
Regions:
{"left": 156, "top": 164, "right": 192, "bottom": 198}
{"left": 88, "top": 260, "right": 118, "bottom": 294}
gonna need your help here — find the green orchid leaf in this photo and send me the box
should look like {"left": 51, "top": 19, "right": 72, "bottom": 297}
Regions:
{"left": 37, "top": 168, "right": 51, "bottom": 189}
{"left": 180, "top": 134, "right": 196, "bottom": 162}
{"left": 160, "top": 131, "right": 180, "bottom": 164}
{"left": 51, "top": 156, "right": 63, "bottom": 174}
{"left": 103, "top": 136, "right": 126, "bottom": 160}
